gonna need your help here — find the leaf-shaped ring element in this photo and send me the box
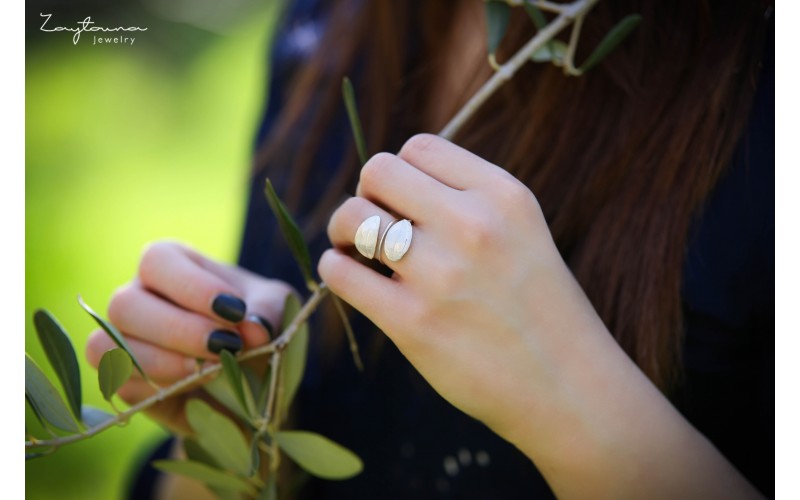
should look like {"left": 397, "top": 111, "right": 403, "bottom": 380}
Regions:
{"left": 354, "top": 215, "right": 381, "bottom": 259}
{"left": 382, "top": 219, "right": 413, "bottom": 263}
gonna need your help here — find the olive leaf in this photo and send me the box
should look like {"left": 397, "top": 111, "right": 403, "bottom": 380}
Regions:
{"left": 531, "top": 40, "right": 568, "bottom": 63}
{"left": 278, "top": 294, "right": 309, "bottom": 420}
{"left": 33, "top": 309, "right": 82, "bottom": 421}
{"left": 184, "top": 437, "right": 220, "bottom": 468}
{"left": 220, "top": 350, "right": 255, "bottom": 420}
{"left": 204, "top": 374, "right": 251, "bottom": 422}
{"left": 523, "top": 2, "right": 559, "bottom": 61}
{"left": 342, "top": 76, "right": 368, "bottom": 166}
{"left": 186, "top": 399, "right": 251, "bottom": 477}
{"left": 485, "top": 1, "right": 511, "bottom": 61}
{"left": 264, "top": 179, "right": 316, "bottom": 290}
{"left": 275, "top": 431, "right": 363, "bottom": 480}
{"left": 25, "top": 354, "right": 81, "bottom": 433}
{"left": 98, "top": 348, "right": 133, "bottom": 402}
{"left": 249, "top": 436, "right": 261, "bottom": 477}
{"left": 77, "top": 295, "right": 147, "bottom": 378}
{"left": 81, "top": 405, "right": 115, "bottom": 427}
{"left": 153, "top": 460, "right": 256, "bottom": 495}
{"left": 578, "top": 14, "right": 642, "bottom": 73}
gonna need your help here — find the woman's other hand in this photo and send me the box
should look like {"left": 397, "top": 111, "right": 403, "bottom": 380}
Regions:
{"left": 319, "top": 134, "right": 758, "bottom": 498}
{"left": 85, "top": 241, "right": 293, "bottom": 434}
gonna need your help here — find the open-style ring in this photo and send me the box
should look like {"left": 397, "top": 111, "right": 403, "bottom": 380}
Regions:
{"left": 376, "top": 219, "right": 400, "bottom": 265}
{"left": 354, "top": 215, "right": 381, "bottom": 259}
{"left": 382, "top": 219, "right": 413, "bottom": 263}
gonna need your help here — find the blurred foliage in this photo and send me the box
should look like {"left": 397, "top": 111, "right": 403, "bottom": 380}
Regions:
{"left": 25, "top": 1, "right": 279, "bottom": 498}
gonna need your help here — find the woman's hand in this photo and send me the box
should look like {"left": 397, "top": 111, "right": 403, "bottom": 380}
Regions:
{"left": 85, "top": 241, "right": 293, "bottom": 435}
{"left": 319, "top": 134, "right": 759, "bottom": 499}
{"left": 320, "top": 133, "right": 607, "bottom": 438}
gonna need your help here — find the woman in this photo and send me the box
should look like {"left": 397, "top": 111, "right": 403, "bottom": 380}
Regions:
{"left": 86, "top": 0, "right": 774, "bottom": 497}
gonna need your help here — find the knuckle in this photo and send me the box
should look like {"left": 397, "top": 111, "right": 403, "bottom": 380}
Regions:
{"left": 107, "top": 284, "right": 134, "bottom": 326}
{"left": 494, "top": 173, "right": 531, "bottom": 203}
{"left": 399, "top": 133, "right": 438, "bottom": 160}
{"left": 359, "top": 152, "right": 395, "bottom": 193}
{"left": 138, "top": 241, "right": 172, "bottom": 282}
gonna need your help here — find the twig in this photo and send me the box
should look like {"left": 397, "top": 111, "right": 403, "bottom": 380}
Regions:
{"left": 563, "top": 12, "right": 586, "bottom": 75}
{"left": 507, "top": 0, "right": 568, "bottom": 14}
{"left": 331, "top": 293, "right": 365, "bottom": 371}
{"left": 438, "top": 0, "right": 599, "bottom": 140}
{"left": 261, "top": 351, "right": 282, "bottom": 431}
{"left": 25, "top": 284, "right": 330, "bottom": 451}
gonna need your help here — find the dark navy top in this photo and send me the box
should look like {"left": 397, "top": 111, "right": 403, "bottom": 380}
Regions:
{"left": 236, "top": 2, "right": 775, "bottom": 498}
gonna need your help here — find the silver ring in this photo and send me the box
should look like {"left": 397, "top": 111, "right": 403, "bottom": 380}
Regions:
{"left": 376, "top": 219, "right": 400, "bottom": 265}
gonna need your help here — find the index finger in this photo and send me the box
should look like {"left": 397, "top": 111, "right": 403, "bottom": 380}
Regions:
{"left": 397, "top": 134, "right": 498, "bottom": 190}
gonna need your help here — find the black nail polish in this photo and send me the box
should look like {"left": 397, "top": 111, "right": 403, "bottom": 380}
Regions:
{"left": 207, "top": 330, "right": 243, "bottom": 354}
{"left": 212, "top": 294, "right": 246, "bottom": 322}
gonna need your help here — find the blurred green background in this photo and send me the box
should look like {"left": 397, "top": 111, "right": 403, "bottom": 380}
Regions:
{"left": 26, "top": 1, "right": 279, "bottom": 498}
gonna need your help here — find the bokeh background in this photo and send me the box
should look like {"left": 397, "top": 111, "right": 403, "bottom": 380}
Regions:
{"left": 26, "top": 0, "right": 280, "bottom": 497}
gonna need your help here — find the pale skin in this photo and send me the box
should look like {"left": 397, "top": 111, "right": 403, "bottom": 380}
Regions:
{"left": 86, "top": 134, "right": 761, "bottom": 498}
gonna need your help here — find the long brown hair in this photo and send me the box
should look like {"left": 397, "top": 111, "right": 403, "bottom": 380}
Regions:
{"left": 255, "top": 0, "right": 769, "bottom": 391}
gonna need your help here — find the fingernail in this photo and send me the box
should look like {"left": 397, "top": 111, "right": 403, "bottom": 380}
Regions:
{"left": 212, "top": 294, "right": 246, "bottom": 322}
{"left": 248, "top": 314, "right": 275, "bottom": 340}
{"left": 207, "top": 330, "right": 243, "bottom": 354}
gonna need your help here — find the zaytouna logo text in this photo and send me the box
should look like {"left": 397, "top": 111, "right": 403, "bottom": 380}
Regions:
{"left": 39, "top": 13, "right": 147, "bottom": 45}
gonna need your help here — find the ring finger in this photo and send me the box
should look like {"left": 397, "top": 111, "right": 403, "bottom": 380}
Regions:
{"left": 327, "top": 196, "right": 438, "bottom": 279}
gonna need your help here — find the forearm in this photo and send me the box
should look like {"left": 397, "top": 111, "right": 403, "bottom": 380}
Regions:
{"left": 498, "top": 283, "right": 762, "bottom": 498}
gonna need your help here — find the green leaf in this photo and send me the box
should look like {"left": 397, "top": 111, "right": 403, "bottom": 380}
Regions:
{"left": 578, "top": 14, "right": 642, "bottom": 73}
{"left": 184, "top": 437, "right": 220, "bottom": 468}
{"left": 264, "top": 179, "right": 315, "bottom": 290}
{"left": 279, "top": 294, "right": 309, "bottom": 420}
{"left": 98, "top": 349, "right": 133, "bottom": 402}
{"left": 33, "top": 309, "right": 82, "bottom": 421}
{"left": 81, "top": 405, "right": 115, "bottom": 427}
{"left": 275, "top": 431, "right": 363, "bottom": 480}
{"left": 523, "top": 3, "right": 559, "bottom": 61}
{"left": 249, "top": 436, "right": 261, "bottom": 477}
{"left": 342, "top": 77, "right": 369, "bottom": 166}
{"left": 485, "top": 1, "right": 510, "bottom": 57}
{"left": 184, "top": 439, "right": 243, "bottom": 500}
{"left": 186, "top": 399, "right": 252, "bottom": 477}
{"left": 523, "top": 2, "right": 547, "bottom": 29}
{"left": 25, "top": 354, "right": 81, "bottom": 433}
{"left": 531, "top": 40, "right": 568, "bottom": 63}
{"left": 220, "top": 350, "right": 254, "bottom": 420}
{"left": 256, "top": 364, "right": 273, "bottom": 416}
{"left": 77, "top": 295, "right": 147, "bottom": 378}
{"left": 260, "top": 475, "right": 277, "bottom": 500}
{"left": 203, "top": 375, "right": 251, "bottom": 422}
{"left": 240, "top": 365, "right": 263, "bottom": 419}
{"left": 153, "top": 460, "right": 256, "bottom": 495}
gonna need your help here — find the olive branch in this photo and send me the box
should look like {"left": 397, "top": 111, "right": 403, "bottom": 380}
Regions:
{"left": 25, "top": 1, "right": 640, "bottom": 497}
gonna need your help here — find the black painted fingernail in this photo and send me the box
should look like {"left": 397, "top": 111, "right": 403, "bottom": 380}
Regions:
{"left": 207, "top": 330, "right": 243, "bottom": 354}
{"left": 212, "top": 294, "right": 246, "bottom": 322}
{"left": 249, "top": 314, "right": 275, "bottom": 340}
